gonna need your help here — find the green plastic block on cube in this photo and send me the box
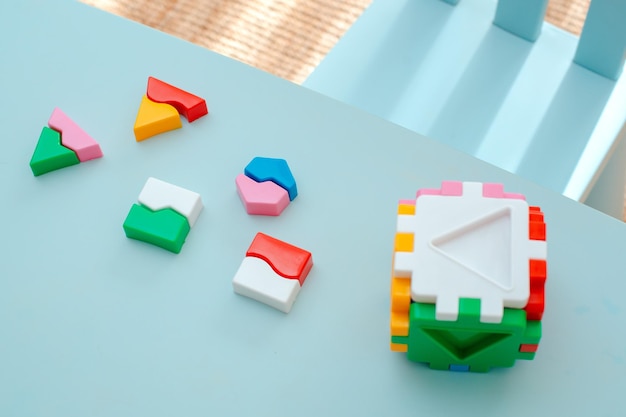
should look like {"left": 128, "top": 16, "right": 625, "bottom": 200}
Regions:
{"left": 123, "top": 204, "right": 190, "bottom": 253}
{"left": 30, "top": 127, "right": 80, "bottom": 176}
{"left": 392, "top": 298, "right": 541, "bottom": 372}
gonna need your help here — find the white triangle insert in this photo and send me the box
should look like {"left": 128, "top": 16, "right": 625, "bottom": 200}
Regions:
{"left": 430, "top": 207, "right": 513, "bottom": 290}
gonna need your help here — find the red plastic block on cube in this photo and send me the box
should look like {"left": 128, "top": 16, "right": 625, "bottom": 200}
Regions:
{"left": 246, "top": 232, "right": 313, "bottom": 285}
{"left": 146, "top": 76, "right": 208, "bottom": 122}
{"left": 525, "top": 259, "right": 547, "bottom": 320}
{"left": 519, "top": 344, "right": 539, "bottom": 353}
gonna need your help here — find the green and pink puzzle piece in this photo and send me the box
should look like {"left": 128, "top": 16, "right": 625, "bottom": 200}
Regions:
{"left": 30, "top": 108, "right": 103, "bottom": 176}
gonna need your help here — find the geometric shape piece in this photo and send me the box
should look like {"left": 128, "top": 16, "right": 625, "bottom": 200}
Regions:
{"left": 393, "top": 252, "right": 415, "bottom": 279}
{"left": 122, "top": 204, "right": 190, "bottom": 254}
{"left": 235, "top": 173, "right": 290, "bottom": 216}
{"left": 423, "top": 328, "right": 510, "bottom": 360}
{"left": 394, "top": 232, "right": 414, "bottom": 252}
{"left": 449, "top": 364, "right": 470, "bottom": 372}
{"left": 232, "top": 256, "right": 301, "bottom": 313}
{"left": 390, "top": 311, "right": 409, "bottom": 337}
{"left": 522, "top": 319, "right": 543, "bottom": 345}
{"left": 525, "top": 259, "right": 547, "bottom": 320}
{"left": 529, "top": 219, "right": 546, "bottom": 241}
{"left": 573, "top": 0, "right": 626, "bottom": 80}
{"left": 493, "top": 0, "right": 549, "bottom": 42}
{"left": 519, "top": 344, "right": 539, "bottom": 353}
{"left": 146, "top": 76, "right": 208, "bottom": 122}
{"left": 29, "top": 126, "right": 80, "bottom": 176}
{"left": 137, "top": 177, "right": 203, "bottom": 227}
{"left": 398, "top": 182, "right": 533, "bottom": 323}
{"left": 244, "top": 157, "right": 297, "bottom": 201}
{"left": 390, "top": 343, "right": 408, "bottom": 353}
{"left": 47, "top": 107, "right": 103, "bottom": 162}
{"left": 430, "top": 207, "right": 513, "bottom": 291}
{"left": 396, "top": 214, "right": 418, "bottom": 234}
{"left": 440, "top": 180, "right": 464, "bottom": 196}
{"left": 529, "top": 208, "right": 544, "bottom": 222}
{"left": 415, "top": 181, "right": 463, "bottom": 199}
{"left": 133, "top": 95, "right": 182, "bottom": 142}
{"left": 392, "top": 299, "right": 534, "bottom": 372}
{"left": 397, "top": 202, "right": 415, "bottom": 215}
{"left": 482, "top": 182, "right": 525, "bottom": 200}
{"left": 390, "top": 277, "right": 411, "bottom": 314}
{"left": 246, "top": 232, "right": 313, "bottom": 285}
{"left": 390, "top": 277, "right": 411, "bottom": 337}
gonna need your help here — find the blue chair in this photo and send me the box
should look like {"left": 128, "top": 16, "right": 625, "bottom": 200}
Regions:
{"left": 304, "top": 0, "right": 626, "bottom": 218}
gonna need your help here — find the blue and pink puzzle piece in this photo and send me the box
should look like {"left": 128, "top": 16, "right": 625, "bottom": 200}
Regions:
{"left": 236, "top": 157, "right": 298, "bottom": 216}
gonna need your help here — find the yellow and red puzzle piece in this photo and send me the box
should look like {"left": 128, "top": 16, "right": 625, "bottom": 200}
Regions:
{"left": 133, "top": 76, "right": 208, "bottom": 141}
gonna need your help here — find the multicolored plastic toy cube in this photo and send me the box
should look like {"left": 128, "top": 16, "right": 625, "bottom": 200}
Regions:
{"left": 390, "top": 181, "right": 547, "bottom": 372}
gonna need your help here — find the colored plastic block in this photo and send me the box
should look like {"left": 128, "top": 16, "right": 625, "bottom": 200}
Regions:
{"left": 573, "top": 0, "right": 626, "bottom": 80}
{"left": 233, "top": 233, "right": 313, "bottom": 313}
{"left": 244, "top": 157, "right": 298, "bottom": 201}
{"left": 519, "top": 343, "right": 539, "bottom": 353}
{"left": 122, "top": 204, "right": 190, "bottom": 254}
{"left": 493, "top": 0, "right": 549, "bottom": 42}
{"left": 416, "top": 180, "right": 464, "bottom": 197}
{"left": 394, "top": 181, "right": 546, "bottom": 323}
{"left": 123, "top": 178, "right": 202, "bottom": 253}
{"left": 246, "top": 232, "right": 313, "bottom": 284}
{"left": 48, "top": 108, "right": 103, "bottom": 162}
{"left": 235, "top": 173, "right": 290, "bottom": 216}
{"left": 390, "top": 343, "right": 408, "bottom": 352}
{"left": 232, "top": 256, "right": 302, "bottom": 313}
{"left": 146, "top": 76, "right": 208, "bottom": 122}
{"left": 138, "top": 177, "right": 203, "bottom": 227}
{"left": 29, "top": 127, "right": 79, "bottom": 176}
{"left": 391, "top": 181, "right": 547, "bottom": 371}
{"left": 392, "top": 299, "right": 541, "bottom": 372}
{"left": 133, "top": 95, "right": 182, "bottom": 141}
{"left": 525, "top": 258, "right": 547, "bottom": 321}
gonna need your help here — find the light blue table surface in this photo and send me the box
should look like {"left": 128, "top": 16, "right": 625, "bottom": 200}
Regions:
{"left": 1, "top": 1, "right": 625, "bottom": 416}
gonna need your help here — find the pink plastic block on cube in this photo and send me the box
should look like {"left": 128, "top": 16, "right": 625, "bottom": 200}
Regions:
{"left": 416, "top": 180, "right": 463, "bottom": 199}
{"left": 483, "top": 183, "right": 526, "bottom": 200}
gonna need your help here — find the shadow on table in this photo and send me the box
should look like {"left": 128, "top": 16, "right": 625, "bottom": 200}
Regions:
{"left": 515, "top": 64, "right": 616, "bottom": 192}
{"left": 427, "top": 26, "right": 533, "bottom": 155}
{"left": 347, "top": 0, "right": 453, "bottom": 119}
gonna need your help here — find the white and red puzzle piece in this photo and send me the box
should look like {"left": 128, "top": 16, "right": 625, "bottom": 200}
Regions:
{"left": 232, "top": 233, "right": 313, "bottom": 313}
{"left": 393, "top": 181, "right": 547, "bottom": 323}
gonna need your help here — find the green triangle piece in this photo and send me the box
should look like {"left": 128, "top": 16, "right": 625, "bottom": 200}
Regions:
{"left": 123, "top": 204, "right": 190, "bottom": 254}
{"left": 404, "top": 299, "right": 529, "bottom": 372}
{"left": 30, "top": 127, "right": 80, "bottom": 176}
{"left": 423, "top": 328, "right": 510, "bottom": 360}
